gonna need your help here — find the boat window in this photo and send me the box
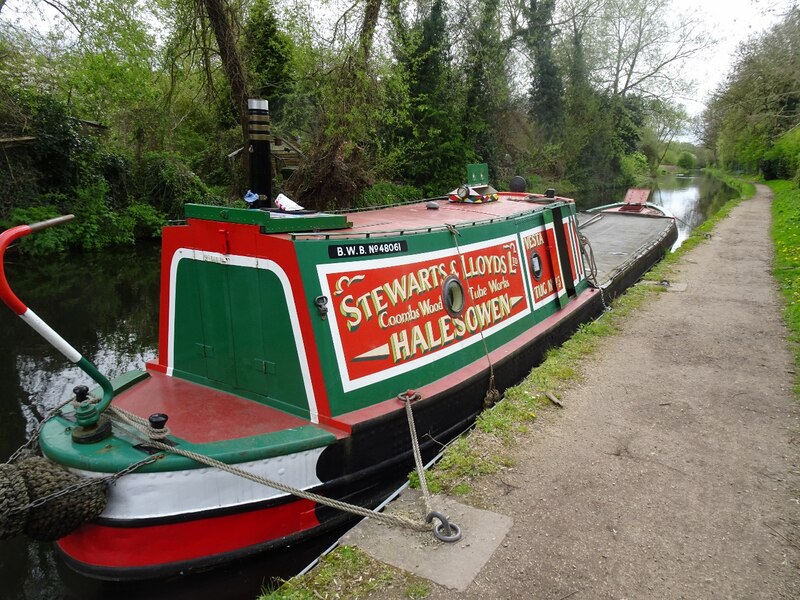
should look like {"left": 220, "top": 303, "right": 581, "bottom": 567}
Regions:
{"left": 442, "top": 275, "right": 466, "bottom": 317}
{"left": 530, "top": 251, "right": 543, "bottom": 280}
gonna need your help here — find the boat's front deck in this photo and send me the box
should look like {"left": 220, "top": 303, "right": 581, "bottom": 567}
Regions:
{"left": 578, "top": 212, "right": 676, "bottom": 287}
{"left": 114, "top": 371, "right": 345, "bottom": 443}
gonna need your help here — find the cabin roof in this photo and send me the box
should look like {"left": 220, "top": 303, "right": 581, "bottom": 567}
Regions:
{"left": 293, "top": 193, "right": 571, "bottom": 239}
{"left": 184, "top": 193, "right": 571, "bottom": 238}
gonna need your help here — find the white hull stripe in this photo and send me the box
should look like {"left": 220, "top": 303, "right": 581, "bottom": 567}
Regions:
{"left": 21, "top": 309, "right": 81, "bottom": 363}
{"left": 75, "top": 447, "right": 326, "bottom": 520}
{"left": 166, "top": 249, "right": 319, "bottom": 423}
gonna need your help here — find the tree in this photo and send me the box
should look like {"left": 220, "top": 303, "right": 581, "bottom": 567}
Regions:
{"left": 702, "top": 8, "right": 800, "bottom": 172}
{"left": 284, "top": 0, "right": 384, "bottom": 208}
{"left": 460, "top": 0, "right": 510, "bottom": 179}
{"left": 594, "top": 0, "right": 711, "bottom": 99}
{"left": 201, "top": 0, "right": 251, "bottom": 140}
{"left": 640, "top": 98, "right": 689, "bottom": 171}
{"left": 241, "top": 0, "right": 294, "bottom": 123}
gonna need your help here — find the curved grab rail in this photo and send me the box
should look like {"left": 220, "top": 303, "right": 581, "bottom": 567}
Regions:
{"left": 0, "top": 215, "right": 115, "bottom": 427}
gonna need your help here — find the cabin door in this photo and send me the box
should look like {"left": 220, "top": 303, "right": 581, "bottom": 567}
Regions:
{"left": 173, "top": 259, "right": 310, "bottom": 418}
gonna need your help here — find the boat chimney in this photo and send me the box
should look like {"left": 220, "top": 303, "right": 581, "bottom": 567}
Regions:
{"left": 247, "top": 98, "right": 272, "bottom": 206}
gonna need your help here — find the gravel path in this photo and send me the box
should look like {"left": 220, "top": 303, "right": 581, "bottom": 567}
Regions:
{"left": 400, "top": 184, "right": 799, "bottom": 599}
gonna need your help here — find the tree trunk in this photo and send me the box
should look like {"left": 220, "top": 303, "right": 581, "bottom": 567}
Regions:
{"left": 201, "top": 0, "right": 251, "bottom": 139}
{"left": 358, "top": 0, "right": 382, "bottom": 66}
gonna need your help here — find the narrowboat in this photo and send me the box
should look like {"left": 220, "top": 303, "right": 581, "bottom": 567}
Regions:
{"left": 0, "top": 178, "right": 676, "bottom": 580}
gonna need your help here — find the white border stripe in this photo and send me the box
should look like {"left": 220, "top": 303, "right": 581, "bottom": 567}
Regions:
{"left": 21, "top": 309, "right": 81, "bottom": 363}
{"left": 74, "top": 448, "right": 325, "bottom": 520}
{"left": 167, "top": 249, "right": 319, "bottom": 423}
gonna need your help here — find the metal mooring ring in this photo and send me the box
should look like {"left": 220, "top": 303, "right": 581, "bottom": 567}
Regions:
{"left": 426, "top": 511, "right": 462, "bottom": 543}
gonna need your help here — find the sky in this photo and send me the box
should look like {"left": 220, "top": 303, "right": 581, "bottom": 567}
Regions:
{"left": 671, "top": 0, "right": 796, "bottom": 115}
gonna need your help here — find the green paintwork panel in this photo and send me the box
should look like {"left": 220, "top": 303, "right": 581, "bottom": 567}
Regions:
{"left": 184, "top": 204, "right": 351, "bottom": 233}
{"left": 172, "top": 259, "right": 310, "bottom": 418}
{"left": 38, "top": 413, "right": 335, "bottom": 473}
{"left": 293, "top": 203, "right": 585, "bottom": 416}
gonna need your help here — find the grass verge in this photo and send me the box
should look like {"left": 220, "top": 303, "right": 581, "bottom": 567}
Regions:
{"left": 768, "top": 179, "right": 800, "bottom": 395}
{"left": 261, "top": 172, "right": 760, "bottom": 599}
{"left": 259, "top": 545, "right": 429, "bottom": 600}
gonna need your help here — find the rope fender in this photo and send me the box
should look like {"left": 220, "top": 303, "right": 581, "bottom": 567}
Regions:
{"left": 0, "top": 456, "right": 108, "bottom": 541}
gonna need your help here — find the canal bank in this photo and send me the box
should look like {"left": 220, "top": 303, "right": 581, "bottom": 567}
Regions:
{"left": 287, "top": 183, "right": 799, "bottom": 599}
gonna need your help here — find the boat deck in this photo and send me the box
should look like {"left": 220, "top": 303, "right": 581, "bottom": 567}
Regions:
{"left": 578, "top": 211, "right": 676, "bottom": 288}
{"left": 114, "top": 371, "right": 345, "bottom": 443}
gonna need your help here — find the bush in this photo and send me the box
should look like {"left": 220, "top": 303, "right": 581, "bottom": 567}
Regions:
{"left": 6, "top": 205, "right": 73, "bottom": 254}
{"left": 761, "top": 128, "right": 800, "bottom": 180}
{"left": 677, "top": 151, "right": 697, "bottom": 170}
{"left": 355, "top": 182, "right": 422, "bottom": 207}
{"left": 619, "top": 152, "right": 649, "bottom": 184}
{"left": 135, "top": 152, "right": 222, "bottom": 219}
{"left": 5, "top": 181, "right": 167, "bottom": 255}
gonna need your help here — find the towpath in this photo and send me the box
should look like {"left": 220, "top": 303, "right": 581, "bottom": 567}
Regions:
{"left": 372, "top": 184, "right": 799, "bottom": 599}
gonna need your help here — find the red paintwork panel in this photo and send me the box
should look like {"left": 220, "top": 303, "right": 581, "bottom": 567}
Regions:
{"left": 520, "top": 228, "right": 558, "bottom": 305}
{"left": 115, "top": 371, "right": 311, "bottom": 443}
{"left": 57, "top": 498, "right": 319, "bottom": 568}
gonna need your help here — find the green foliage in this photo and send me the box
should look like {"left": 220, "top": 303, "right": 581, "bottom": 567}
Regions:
{"left": 5, "top": 181, "right": 166, "bottom": 255}
{"left": 769, "top": 179, "right": 800, "bottom": 395}
{"left": 135, "top": 152, "right": 222, "bottom": 219}
{"left": 703, "top": 10, "right": 800, "bottom": 172}
{"left": 677, "top": 151, "right": 697, "bottom": 170}
{"left": 525, "top": 0, "right": 563, "bottom": 140}
{"left": 761, "top": 127, "right": 800, "bottom": 180}
{"left": 620, "top": 152, "right": 650, "bottom": 184}
{"left": 380, "top": 0, "right": 475, "bottom": 196}
{"left": 356, "top": 182, "right": 422, "bottom": 207}
{"left": 242, "top": 0, "right": 295, "bottom": 123}
{"left": 6, "top": 206, "right": 73, "bottom": 254}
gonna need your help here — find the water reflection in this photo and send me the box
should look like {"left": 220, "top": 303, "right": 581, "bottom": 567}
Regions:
{"left": 0, "top": 243, "right": 159, "bottom": 600}
{"left": 574, "top": 172, "right": 739, "bottom": 249}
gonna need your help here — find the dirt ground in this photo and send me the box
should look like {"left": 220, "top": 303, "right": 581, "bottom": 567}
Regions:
{"left": 374, "top": 184, "right": 800, "bottom": 599}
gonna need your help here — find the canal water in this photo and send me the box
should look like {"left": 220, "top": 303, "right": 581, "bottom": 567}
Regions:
{"left": 0, "top": 173, "right": 738, "bottom": 599}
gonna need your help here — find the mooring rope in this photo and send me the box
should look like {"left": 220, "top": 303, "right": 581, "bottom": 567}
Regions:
{"left": 446, "top": 223, "right": 500, "bottom": 407}
{"left": 579, "top": 231, "right": 610, "bottom": 312}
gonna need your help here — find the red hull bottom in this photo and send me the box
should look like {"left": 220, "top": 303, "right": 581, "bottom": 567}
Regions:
{"left": 56, "top": 498, "right": 322, "bottom": 580}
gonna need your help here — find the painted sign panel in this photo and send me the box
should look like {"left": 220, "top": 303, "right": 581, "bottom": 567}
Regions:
{"left": 519, "top": 224, "right": 563, "bottom": 309}
{"left": 318, "top": 236, "right": 531, "bottom": 391}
